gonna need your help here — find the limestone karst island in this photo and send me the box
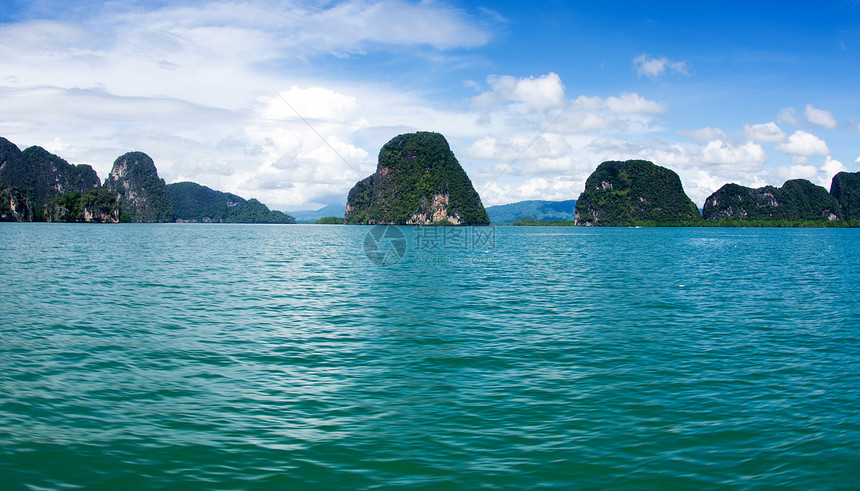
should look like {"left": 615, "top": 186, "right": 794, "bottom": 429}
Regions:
{"left": 2, "top": 132, "right": 860, "bottom": 226}
{"left": 345, "top": 132, "right": 490, "bottom": 225}
{"left": 0, "top": 136, "right": 294, "bottom": 224}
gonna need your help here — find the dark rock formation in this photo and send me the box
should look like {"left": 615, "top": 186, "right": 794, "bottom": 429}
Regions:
{"left": 345, "top": 131, "right": 489, "bottom": 225}
{"left": 703, "top": 179, "right": 842, "bottom": 221}
{"left": 0, "top": 138, "right": 100, "bottom": 220}
{"left": 104, "top": 152, "right": 173, "bottom": 223}
{"left": 830, "top": 171, "right": 860, "bottom": 220}
{"left": 167, "top": 181, "right": 295, "bottom": 223}
{"left": 574, "top": 160, "right": 701, "bottom": 226}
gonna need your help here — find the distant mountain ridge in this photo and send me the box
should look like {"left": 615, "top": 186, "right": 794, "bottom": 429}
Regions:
{"left": 287, "top": 204, "right": 347, "bottom": 222}
{"left": 486, "top": 199, "right": 576, "bottom": 223}
{"left": 168, "top": 181, "right": 295, "bottom": 223}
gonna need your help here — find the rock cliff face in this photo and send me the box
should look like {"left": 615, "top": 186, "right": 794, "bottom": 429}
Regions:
{"left": 830, "top": 171, "right": 860, "bottom": 220}
{"left": 167, "top": 181, "right": 295, "bottom": 223}
{"left": 104, "top": 152, "right": 173, "bottom": 223}
{"left": 703, "top": 180, "right": 842, "bottom": 221}
{"left": 0, "top": 187, "right": 34, "bottom": 222}
{"left": 574, "top": 160, "right": 701, "bottom": 226}
{"left": 0, "top": 138, "right": 101, "bottom": 220}
{"left": 345, "top": 132, "right": 489, "bottom": 225}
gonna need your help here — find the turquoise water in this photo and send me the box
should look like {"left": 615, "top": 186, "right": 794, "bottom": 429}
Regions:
{"left": 1, "top": 223, "right": 859, "bottom": 489}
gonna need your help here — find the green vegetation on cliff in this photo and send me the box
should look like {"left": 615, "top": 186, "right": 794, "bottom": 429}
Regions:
{"left": 574, "top": 160, "right": 701, "bottom": 226}
{"left": 345, "top": 132, "right": 489, "bottom": 225}
{"left": 166, "top": 181, "right": 295, "bottom": 223}
{"left": 104, "top": 152, "right": 174, "bottom": 223}
{"left": 49, "top": 189, "right": 119, "bottom": 223}
{"left": 830, "top": 171, "right": 860, "bottom": 220}
{"left": 703, "top": 180, "right": 842, "bottom": 221}
{"left": 226, "top": 199, "right": 294, "bottom": 223}
{"left": 0, "top": 138, "right": 101, "bottom": 220}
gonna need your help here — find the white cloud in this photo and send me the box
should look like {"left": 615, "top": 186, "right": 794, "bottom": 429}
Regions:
{"left": 3, "top": 3, "right": 854, "bottom": 211}
{"left": 633, "top": 53, "right": 691, "bottom": 79}
{"left": 773, "top": 164, "right": 819, "bottom": 182}
{"left": 511, "top": 73, "right": 566, "bottom": 111}
{"left": 264, "top": 86, "right": 360, "bottom": 121}
{"left": 480, "top": 176, "right": 584, "bottom": 205}
{"left": 678, "top": 127, "right": 726, "bottom": 141}
{"left": 805, "top": 104, "right": 838, "bottom": 129}
{"left": 472, "top": 73, "right": 666, "bottom": 137}
{"left": 474, "top": 72, "right": 565, "bottom": 111}
{"left": 605, "top": 93, "right": 666, "bottom": 114}
{"left": 701, "top": 140, "right": 766, "bottom": 165}
{"left": 822, "top": 156, "right": 847, "bottom": 184}
{"left": 778, "top": 107, "right": 798, "bottom": 125}
{"left": 775, "top": 130, "right": 829, "bottom": 156}
{"left": 463, "top": 133, "right": 571, "bottom": 167}
{"left": 744, "top": 122, "right": 786, "bottom": 143}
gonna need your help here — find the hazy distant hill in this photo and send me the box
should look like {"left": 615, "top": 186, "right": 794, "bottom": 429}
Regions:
{"left": 287, "top": 204, "right": 347, "bottom": 222}
{"left": 167, "top": 181, "right": 295, "bottom": 224}
{"left": 486, "top": 200, "right": 576, "bottom": 223}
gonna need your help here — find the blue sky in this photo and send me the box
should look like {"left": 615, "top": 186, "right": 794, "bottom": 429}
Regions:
{"left": 1, "top": 0, "right": 859, "bottom": 209}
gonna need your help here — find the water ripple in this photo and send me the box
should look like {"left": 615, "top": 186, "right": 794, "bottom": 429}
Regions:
{"left": 1, "top": 224, "right": 859, "bottom": 489}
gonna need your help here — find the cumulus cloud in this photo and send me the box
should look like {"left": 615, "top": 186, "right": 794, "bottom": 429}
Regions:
{"left": 264, "top": 86, "right": 360, "bottom": 121}
{"left": 701, "top": 139, "right": 766, "bottom": 165}
{"left": 778, "top": 107, "right": 799, "bottom": 125}
{"left": 471, "top": 73, "right": 666, "bottom": 138}
{"left": 0, "top": 0, "right": 504, "bottom": 209}
{"left": 463, "top": 133, "right": 571, "bottom": 165}
{"left": 605, "top": 93, "right": 666, "bottom": 114}
{"left": 744, "top": 122, "right": 786, "bottom": 143}
{"left": 805, "top": 104, "right": 838, "bottom": 129}
{"left": 473, "top": 72, "right": 565, "bottom": 111}
{"left": 773, "top": 164, "right": 819, "bottom": 182}
{"left": 633, "top": 53, "right": 691, "bottom": 79}
{"left": 678, "top": 127, "right": 726, "bottom": 141}
{"left": 822, "top": 156, "right": 847, "bottom": 183}
{"left": 480, "top": 176, "right": 584, "bottom": 205}
{"left": 775, "top": 130, "right": 829, "bottom": 156}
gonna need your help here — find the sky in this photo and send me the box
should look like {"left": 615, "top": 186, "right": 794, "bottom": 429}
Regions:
{"left": 1, "top": 0, "right": 859, "bottom": 211}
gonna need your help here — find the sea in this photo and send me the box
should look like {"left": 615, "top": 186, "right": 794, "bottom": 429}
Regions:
{"left": 1, "top": 223, "right": 859, "bottom": 489}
